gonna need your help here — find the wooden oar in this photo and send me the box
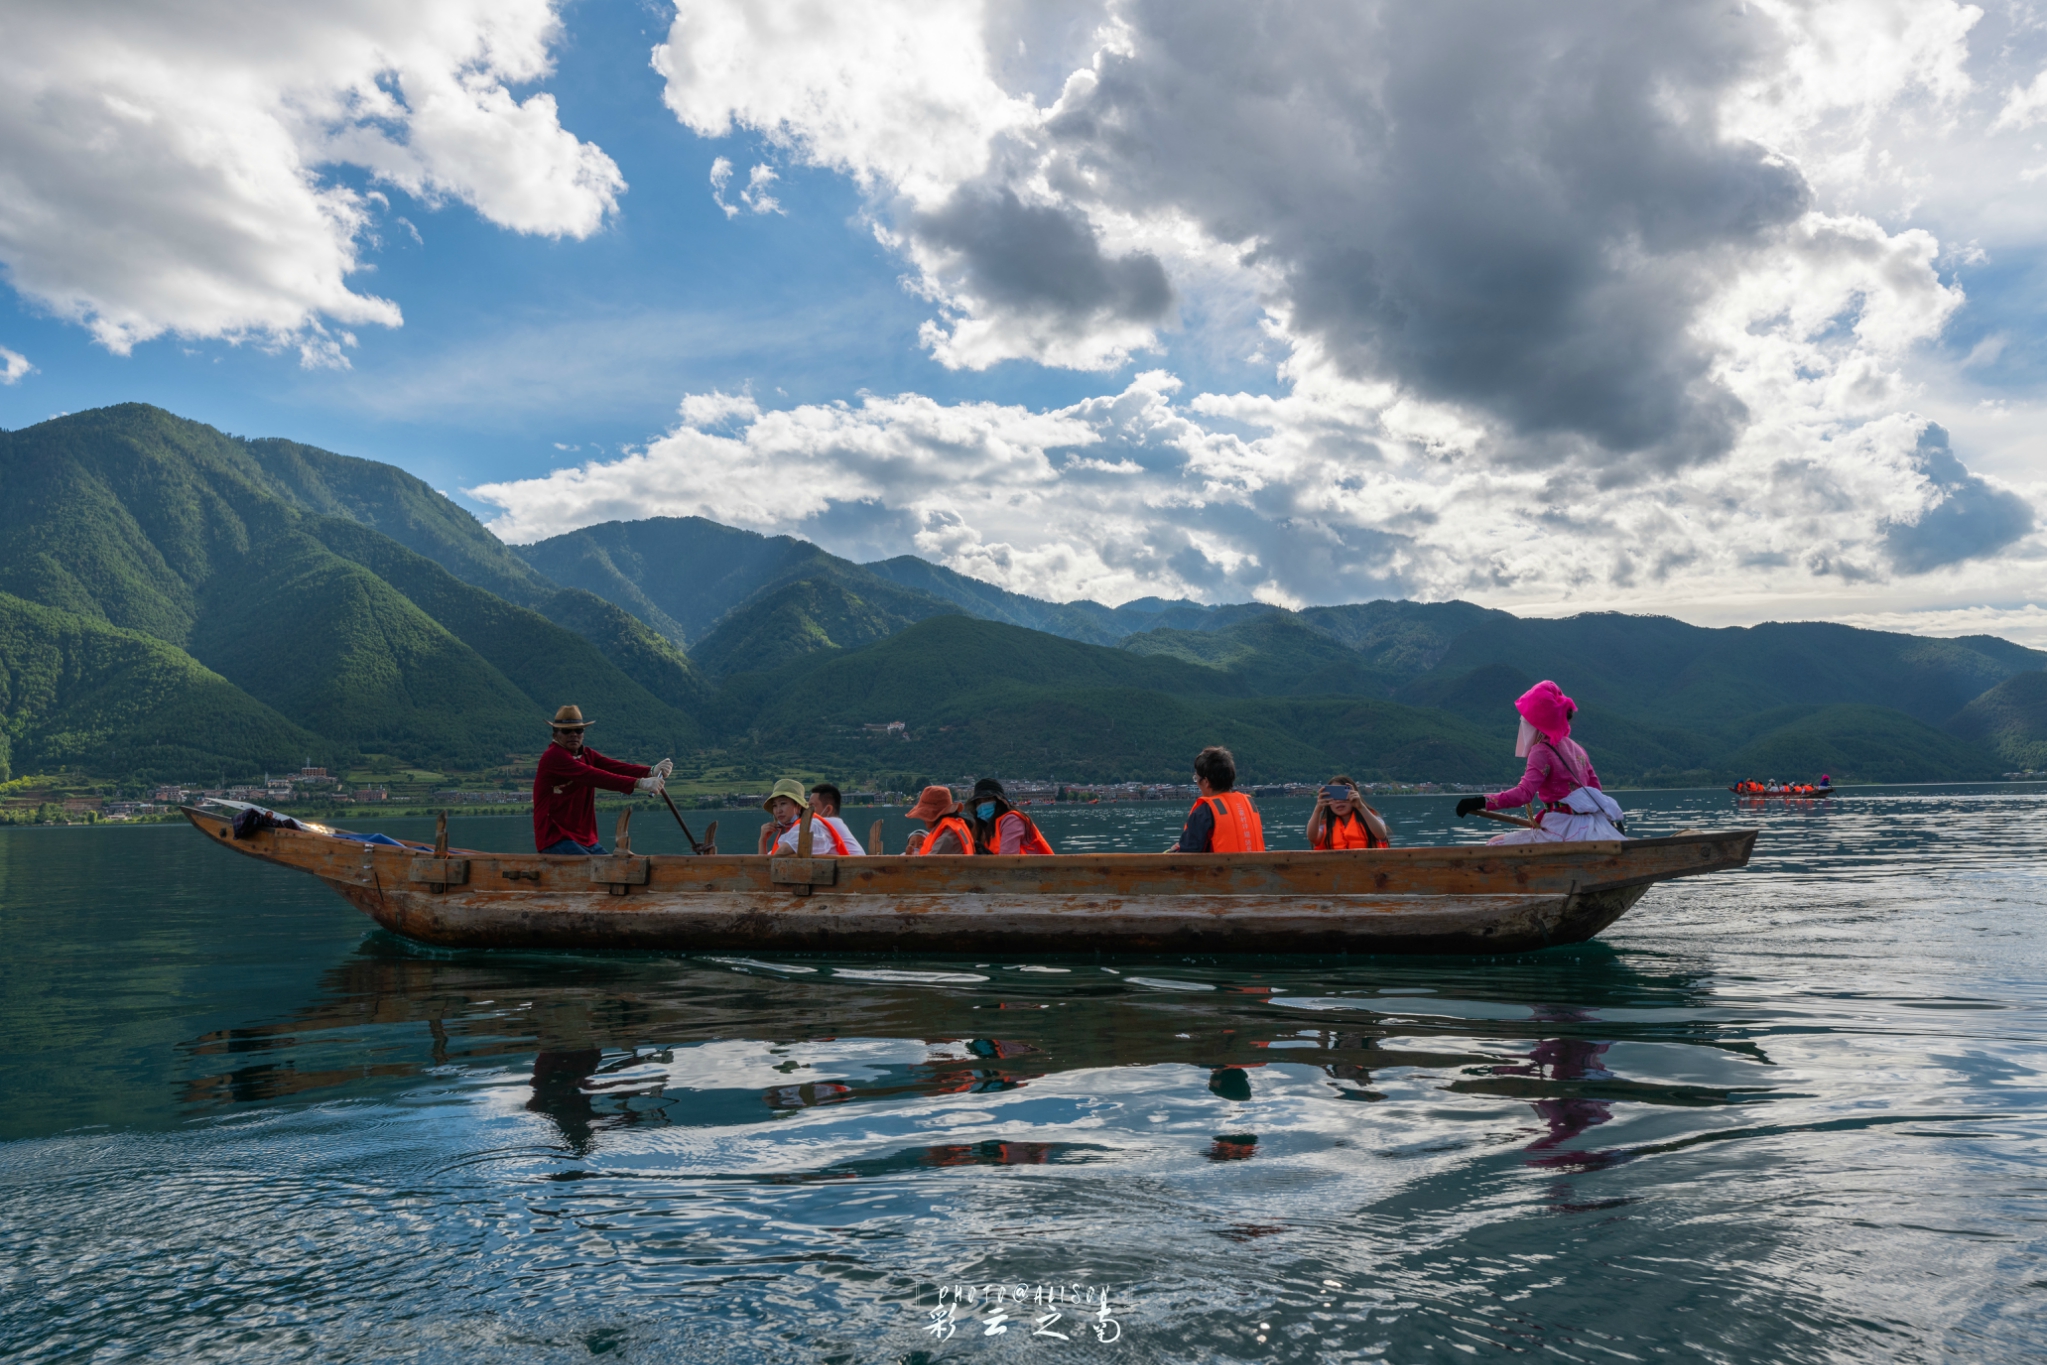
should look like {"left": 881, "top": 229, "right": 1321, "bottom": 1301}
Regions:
{"left": 658, "top": 788, "right": 709, "bottom": 854}
{"left": 1473, "top": 808, "right": 1540, "bottom": 829}
{"left": 869, "top": 819, "right": 885, "bottom": 856}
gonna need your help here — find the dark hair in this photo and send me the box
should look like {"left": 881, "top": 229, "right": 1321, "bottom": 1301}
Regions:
{"left": 968, "top": 782, "right": 1014, "bottom": 853}
{"left": 1328, "top": 774, "right": 1355, "bottom": 787}
{"left": 808, "top": 782, "right": 842, "bottom": 810}
{"left": 1193, "top": 746, "right": 1237, "bottom": 792}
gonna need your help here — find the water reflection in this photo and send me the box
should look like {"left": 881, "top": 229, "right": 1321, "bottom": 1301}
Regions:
{"left": 6, "top": 786, "right": 2047, "bottom": 1363}
{"left": 166, "top": 934, "right": 1775, "bottom": 1209}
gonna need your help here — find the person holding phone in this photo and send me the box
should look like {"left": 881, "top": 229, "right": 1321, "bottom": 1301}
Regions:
{"left": 1307, "top": 775, "right": 1389, "bottom": 850}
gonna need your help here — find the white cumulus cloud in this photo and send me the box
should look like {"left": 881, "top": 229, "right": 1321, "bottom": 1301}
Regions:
{"left": 619, "top": 0, "right": 2041, "bottom": 624}
{"left": 0, "top": 0, "right": 622, "bottom": 364}
{"left": 471, "top": 353, "right": 2040, "bottom": 622}
{"left": 0, "top": 346, "right": 33, "bottom": 385}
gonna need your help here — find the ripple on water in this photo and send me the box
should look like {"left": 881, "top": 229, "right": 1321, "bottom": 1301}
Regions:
{"left": 3, "top": 786, "right": 2046, "bottom": 1360}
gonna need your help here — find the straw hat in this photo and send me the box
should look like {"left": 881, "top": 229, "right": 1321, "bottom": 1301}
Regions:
{"left": 548, "top": 704, "right": 593, "bottom": 729}
{"left": 761, "top": 777, "right": 809, "bottom": 812}
{"left": 905, "top": 785, "right": 958, "bottom": 822}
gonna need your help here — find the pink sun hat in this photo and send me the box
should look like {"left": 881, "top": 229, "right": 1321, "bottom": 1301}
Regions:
{"left": 1515, "top": 680, "right": 1576, "bottom": 742}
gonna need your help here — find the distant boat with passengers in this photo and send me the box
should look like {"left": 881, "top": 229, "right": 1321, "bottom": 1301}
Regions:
{"left": 1730, "top": 777, "right": 1832, "bottom": 798}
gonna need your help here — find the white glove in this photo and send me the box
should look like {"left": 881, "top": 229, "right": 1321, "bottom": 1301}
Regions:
{"left": 653, "top": 758, "right": 674, "bottom": 779}
{"left": 634, "top": 775, "right": 666, "bottom": 794}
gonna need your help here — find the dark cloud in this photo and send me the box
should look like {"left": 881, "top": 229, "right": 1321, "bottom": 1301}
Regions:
{"left": 1882, "top": 424, "right": 2035, "bottom": 573}
{"left": 911, "top": 185, "right": 1172, "bottom": 335}
{"left": 1040, "top": 0, "right": 1812, "bottom": 467}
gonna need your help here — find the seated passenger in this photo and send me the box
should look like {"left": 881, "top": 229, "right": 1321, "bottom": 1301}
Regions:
{"left": 1307, "top": 775, "right": 1388, "bottom": 849}
{"left": 1452, "top": 680, "right": 1623, "bottom": 843}
{"left": 757, "top": 778, "right": 802, "bottom": 854}
{"left": 967, "top": 777, "right": 1054, "bottom": 854}
{"left": 1170, "top": 745, "right": 1266, "bottom": 853}
{"left": 905, "top": 785, "right": 974, "bottom": 855}
{"left": 808, "top": 782, "right": 844, "bottom": 821}
{"left": 761, "top": 778, "right": 865, "bottom": 856}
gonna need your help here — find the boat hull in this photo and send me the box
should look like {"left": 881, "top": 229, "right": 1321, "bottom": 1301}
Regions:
{"left": 330, "top": 883, "right": 1652, "bottom": 955}
{"left": 184, "top": 809, "right": 1753, "bottom": 956}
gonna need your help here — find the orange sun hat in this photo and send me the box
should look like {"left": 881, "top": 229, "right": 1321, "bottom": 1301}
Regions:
{"left": 905, "top": 785, "right": 958, "bottom": 822}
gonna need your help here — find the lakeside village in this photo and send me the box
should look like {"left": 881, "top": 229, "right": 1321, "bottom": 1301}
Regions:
{"left": 0, "top": 762, "right": 1488, "bottom": 827}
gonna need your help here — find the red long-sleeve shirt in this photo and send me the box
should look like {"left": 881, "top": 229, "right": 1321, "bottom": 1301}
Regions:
{"left": 532, "top": 743, "right": 647, "bottom": 851}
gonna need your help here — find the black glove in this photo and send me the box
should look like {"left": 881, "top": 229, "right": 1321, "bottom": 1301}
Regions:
{"left": 1455, "top": 797, "right": 1487, "bottom": 818}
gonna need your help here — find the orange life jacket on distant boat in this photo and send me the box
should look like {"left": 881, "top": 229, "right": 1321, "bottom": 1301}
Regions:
{"left": 1314, "top": 809, "right": 1385, "bottom": 850}
{"left": 1192, "top": 791, "right": 1265, "bottom": 853}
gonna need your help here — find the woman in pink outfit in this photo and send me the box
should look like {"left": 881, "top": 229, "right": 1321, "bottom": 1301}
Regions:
{"left": 1455, "top": 681, "right": 1626, "bottom": 843}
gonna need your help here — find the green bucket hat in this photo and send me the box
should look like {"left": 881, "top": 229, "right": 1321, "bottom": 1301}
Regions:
{"left": 761, "top": 778, "right": 809, "bottom": 812}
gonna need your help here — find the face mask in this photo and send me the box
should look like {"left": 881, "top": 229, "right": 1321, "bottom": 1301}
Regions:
{"left": 975, "top": 802, "right": 996, "bottom": 821}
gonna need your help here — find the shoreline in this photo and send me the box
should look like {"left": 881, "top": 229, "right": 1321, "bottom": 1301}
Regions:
{"left": 7, "top": 777, "right": 2043, "bottom": 830}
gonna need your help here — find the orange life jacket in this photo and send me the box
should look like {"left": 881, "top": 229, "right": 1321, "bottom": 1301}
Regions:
{"left": 1314, "top": 808, "right": 1385, "bottom": 850}
{"left": 978, "top": 810, "right": 1054, "bottom": 855}
{"left": 783, "top": 815, "right": 850, "bottom": 856}
{"left": 915, "top": 814, "right": 976, "bottom": 855}
{"left": 1192, "top": 791, "right": 1265, "bottom": 853}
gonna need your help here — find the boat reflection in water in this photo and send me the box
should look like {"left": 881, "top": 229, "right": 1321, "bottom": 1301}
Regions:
{"left": 177, "top": 934, "right": 1757, "bottom": 1188}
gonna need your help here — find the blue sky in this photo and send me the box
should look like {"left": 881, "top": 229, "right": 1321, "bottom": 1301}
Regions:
{"left": 0, "top": 1, "right": 1270, "bottom": 499}
{"left": 1, "top": 1, "right": 2043, "bottom": 638}
{"left": 0, "top": 5, "right": 1116, "bottom": 491}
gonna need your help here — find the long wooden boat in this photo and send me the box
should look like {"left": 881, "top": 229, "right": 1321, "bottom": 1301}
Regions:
{"left": 184, "top": 805, "right": 1757, "bottom": 955}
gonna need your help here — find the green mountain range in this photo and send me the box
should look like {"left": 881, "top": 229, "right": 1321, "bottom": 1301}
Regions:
{"left": 1, "top": 403, "right": 2042, "bottom": 789}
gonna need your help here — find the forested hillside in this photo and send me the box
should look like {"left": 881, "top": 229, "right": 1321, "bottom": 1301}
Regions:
{"left": 0, "top": 404, "right": 2038, "bottom": 789}
{"left": 0, "top": 406, "right": 697, "bottom": 774}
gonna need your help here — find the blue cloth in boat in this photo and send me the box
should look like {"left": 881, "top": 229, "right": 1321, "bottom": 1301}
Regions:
{"left": 331, "top": 831, "right": 408, "bottom": 847}
{"left": 539, "top": 838, "right": 607, "bottom": 856}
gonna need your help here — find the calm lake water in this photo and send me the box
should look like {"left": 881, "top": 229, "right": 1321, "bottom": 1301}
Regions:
{"left": 4, "top": 786, "right": 2044, "bottom": 1362}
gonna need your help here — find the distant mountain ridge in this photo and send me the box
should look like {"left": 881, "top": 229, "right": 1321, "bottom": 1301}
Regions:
{"left": 0, "top": 405, "right": 699, "bottom": 774}
{"left": 0, "top": 403, "right": 2039, "bottom": 789}
{"left": 517, "top": 517, "right": 1289, "bottom": 671}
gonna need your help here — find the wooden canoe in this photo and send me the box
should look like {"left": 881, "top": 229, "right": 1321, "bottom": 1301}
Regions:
{"left": 1729, "top": 787, "right": 1831, "bottom": 797}
{"left": 184, "top": 806, "right": 1757, "bottom": 955}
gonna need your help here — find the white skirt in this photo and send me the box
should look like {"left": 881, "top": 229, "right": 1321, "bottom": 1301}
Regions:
{"left": 1486, "top": 789, "right": 1626, "bottom": 845}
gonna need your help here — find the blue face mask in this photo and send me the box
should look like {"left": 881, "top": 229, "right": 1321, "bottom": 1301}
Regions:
{"left": 975, "top": 802, "right": 997, "bottom": 822}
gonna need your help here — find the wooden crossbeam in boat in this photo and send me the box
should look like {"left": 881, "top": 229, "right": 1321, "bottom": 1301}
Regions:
{"left": 408, "top": 857, "right": 468, "bottom": 889}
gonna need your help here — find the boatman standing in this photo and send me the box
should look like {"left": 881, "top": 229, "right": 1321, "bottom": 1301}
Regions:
{"left": 1170, "top": 746, "right": 1266, "bottom": 852}
{"left": 532, "top": 704, "right": 670, "bottom": 854}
